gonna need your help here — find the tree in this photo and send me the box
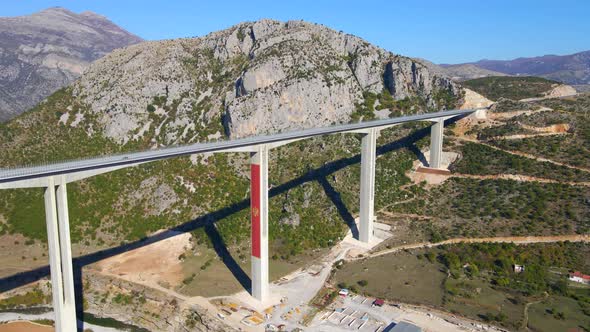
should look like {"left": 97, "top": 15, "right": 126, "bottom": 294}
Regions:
{"left": 425, "top": 252, "right": 436, "bottom": 263}
{"left": 466, "top": 263, "right": 479, "bottom": 278}
{"left": 441, "top": 252, "right": 461, "bottom": 270}
{"left": 552, "top": 278, "right": 568, "bottom": 296}
{"left": 494, "top": 278, "right": 510, "bottom": 287}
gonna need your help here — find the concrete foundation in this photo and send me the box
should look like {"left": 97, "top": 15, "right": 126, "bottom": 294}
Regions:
{"left": 359, "top": 128, "right": 377, "bottom": 243}
{"left": 250, "top": 145, "right": 269, "bottom": 301}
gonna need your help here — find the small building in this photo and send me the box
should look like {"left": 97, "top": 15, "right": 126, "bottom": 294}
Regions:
{"left": 513, "top": 264, "right": 525, "bottom": 273}
{"left": 384, "top": 321, "right": 422, "bottom": 332}
{"left": 338, "top": 288, "right": 349, "bottom": 297}
{"left": 569, "top": 271, "right": 590, "bottom": 284}
{"left": 373, "top": 298, "right": 385, "bottom": 307}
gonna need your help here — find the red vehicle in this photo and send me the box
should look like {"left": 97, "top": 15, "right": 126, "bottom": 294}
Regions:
{"left": 373, "top": 298, "right": 385, "bottom": 307}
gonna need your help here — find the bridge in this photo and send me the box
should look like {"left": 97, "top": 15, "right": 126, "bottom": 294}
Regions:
{"left": 0, "top": 108, "right": 474, "bottom": 331}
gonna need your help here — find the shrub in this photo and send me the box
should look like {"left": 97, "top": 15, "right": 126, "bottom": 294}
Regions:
{"left": 425, "top": 252, "right": 436, "bottom": 263}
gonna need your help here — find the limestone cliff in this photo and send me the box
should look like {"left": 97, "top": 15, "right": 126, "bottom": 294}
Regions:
{"left": 72, "top": 19, "right": 463, "bottom": 145}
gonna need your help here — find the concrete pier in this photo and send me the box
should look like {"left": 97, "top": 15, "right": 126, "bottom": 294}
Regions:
{"left": 359, "top": 128, "right": 377, "bottom": 243}
{"left": 56, "top": 181, "right": 77, "bottom": 331}
{"left": 429, "top": 118, "right": 444, "bottom": 169}
{"left": 44, "top": 177, "right": 76, "bottom": 331}
{"left": 250, "top": 145, "right": 269, "bottom": 301}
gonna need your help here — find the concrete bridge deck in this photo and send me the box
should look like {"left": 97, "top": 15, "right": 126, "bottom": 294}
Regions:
{"left": 0, "top": 109, "right": 471, "bottom": 185}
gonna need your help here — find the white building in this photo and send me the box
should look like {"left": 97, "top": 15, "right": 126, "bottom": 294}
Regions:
{"left": 569, "top": 271, "right": 590, "bottom": 284}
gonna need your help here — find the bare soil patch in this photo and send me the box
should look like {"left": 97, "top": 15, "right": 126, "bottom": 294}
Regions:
{"left": 92, "top": 230, "right": 191, "bottom": 288}
{"left": 0, "top": 321, "right": 52, "bottom": 332}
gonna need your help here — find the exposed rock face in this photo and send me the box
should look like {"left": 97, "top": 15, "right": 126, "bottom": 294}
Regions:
{"left": 72, "top": 19, "right": 462, "bottom": 144}
{"left": 541, "top": 84, "right": 577, "bottom": 99}
{"left": 460, "top": 88, "right": 494, "bottom": 109}
{"left": 0, "top": 7, "right": 142, "bottom": 121}
{"left": 518, "top": 84, "right": 577, "bottom": 102}
{"left": 84, "top": 271, "right": 236, "bottom": 331}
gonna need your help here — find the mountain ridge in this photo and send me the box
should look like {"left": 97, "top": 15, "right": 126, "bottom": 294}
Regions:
{"left": 0, "top": 7, "right": 142, "bottom": 121}
{"left": 440, "top": 50, "right": 590, "bottom": 86}
{"left": 67, "top": 18, "right": 462, "bottom": 146}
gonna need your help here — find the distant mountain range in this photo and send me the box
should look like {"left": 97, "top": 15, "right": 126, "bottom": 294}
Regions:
{"left": 441, "top": 50, "right": 590, "bottom": 87}
{"left": 0, "top": 7, "right": 142, "bottom": 121}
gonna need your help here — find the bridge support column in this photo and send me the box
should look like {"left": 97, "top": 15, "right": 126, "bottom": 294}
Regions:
{"left": 429, "top": 118, "right": 444, "bottom": 169}
{"left": 359, "top": 128, "right": 377, "bottom": 243}
{"left": 250, "top": 145, "right": 269, "bottom": 301}
{"left": 56, "top": 181, "right": 77, "bottom": 331}
{"left": 44, "top": 177, "right": 77, "bottom": 332}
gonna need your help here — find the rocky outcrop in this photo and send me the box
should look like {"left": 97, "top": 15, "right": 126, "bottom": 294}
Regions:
{"left": 460, "top": 88, "right": 494, "bottom": 109}
{"left": 71, "top": 19, "right": 463, "bottom": 144}
{"left": 519, "top": 84, "right": 577, "bottom": 102}
{"left": 541, "top": 84, "right": 577, "bottom": 98}
{"left": 84, "top": 271, "right": 236, "bottom": 331}
{"left": 0, "top": 7, "right": 142, "bottom": 121}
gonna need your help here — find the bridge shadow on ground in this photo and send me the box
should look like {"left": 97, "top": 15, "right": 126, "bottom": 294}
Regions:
{"left": 408, "top": 143, "right": 428, "bottom": 167}
{"left": 0, "top": 117, "right": 464, "bottom": 330}
{"left": 204, "top": 224, "right": 252, "bottom": 291}
{"left": 318, "top": 177, "right": 359, "bottom": 239}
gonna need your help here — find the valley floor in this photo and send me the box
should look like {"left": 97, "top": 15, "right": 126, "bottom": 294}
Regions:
{"left": 2, "top": 232, "right": 585, "bottom": 332}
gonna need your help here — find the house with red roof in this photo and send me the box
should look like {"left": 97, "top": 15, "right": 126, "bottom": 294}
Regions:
{"left": 569, "top": 271, "right": 590, "bottom": 284}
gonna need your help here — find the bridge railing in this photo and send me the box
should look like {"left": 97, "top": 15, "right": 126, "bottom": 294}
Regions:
{"left": 0, "top": 108, "right": 476, "bottom": 183}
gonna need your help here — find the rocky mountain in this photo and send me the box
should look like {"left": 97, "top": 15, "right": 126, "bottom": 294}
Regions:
{"left": 68, "top": 19, "right": 462, "bottom": 145}
{"left": 441, "top": 50, "right": 590, "bottom": 85}
{"left": 0, "top": 7, "right": 142, "bottom": 121}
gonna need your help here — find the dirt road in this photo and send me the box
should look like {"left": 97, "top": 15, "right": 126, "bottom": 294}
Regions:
{"left": 363, "top": 234, "right": 590, "bottom": 259}
{"left": 456, "top": 136, "right": 590, "bottom": 173}
{"left": 498, "top": 132, "right": 568, "bottom": 140}
{"left": 452, "top": 103, "right": 590, "bottom": 174}
{"left": 450, "top": 173, "right": 590, "bottom": 186}
{"left": 521, "top": 294, "right": 548, "bottom": 331}
{"left": 378, "top": 210, "right": 432, "bottom": 219}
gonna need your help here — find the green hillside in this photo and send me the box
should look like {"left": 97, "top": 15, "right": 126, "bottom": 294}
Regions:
{"left": 463, "top": 76, "right": 560, "bottom": 101}
{"left": 490, "top": 94, "right": 590, "bottom": 168}
{"left": 0, "top": 86, "right": 432, "bottom": 260}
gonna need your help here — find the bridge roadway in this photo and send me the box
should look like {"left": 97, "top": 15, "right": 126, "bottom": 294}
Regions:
{"left": 0, "top": 109, "right": 472, "bottom": 184}
{"left": 0, "top": 108, "right": 475, "bottom": 331}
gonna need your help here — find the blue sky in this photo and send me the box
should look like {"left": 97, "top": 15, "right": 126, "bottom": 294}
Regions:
{"left": 3, "top": 0, "right": 589, "bottom": 64}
